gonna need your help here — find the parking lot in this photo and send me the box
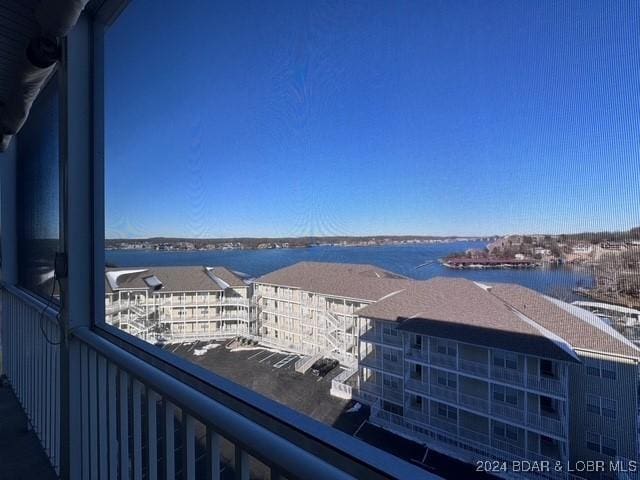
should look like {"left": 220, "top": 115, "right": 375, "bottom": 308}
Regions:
{"left": 168, "top": 340, "right": 365, "bottom": 428}
{"left": 168, "top": 340, "right": 496, "bottom": 479}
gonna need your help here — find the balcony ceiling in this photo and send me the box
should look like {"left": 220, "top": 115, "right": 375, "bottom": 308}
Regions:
{"left": 0, "top": 0, "right": 40, "bottom": 108}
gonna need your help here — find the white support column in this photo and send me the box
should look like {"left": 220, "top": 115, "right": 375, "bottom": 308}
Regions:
{"left": 59, "top": 13, "right": 94, "bottom": 480}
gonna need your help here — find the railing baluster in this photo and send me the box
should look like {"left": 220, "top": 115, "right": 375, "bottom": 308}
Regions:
{"left": 205, "top": 428, "right": 221, "bottom": 480}
{"left": 98, "top": 355, "right": 109, "bottom": 480}
{"left": 182, "top": 412, "right": 196, "bottom": 480}
{"left": 120, "top": 370, "right": 130, "bottom": 480}
{"left": 235, "top": 448, "right": 249, "bottom": 480}
{"left": 89, "top": 348, "right": 99, "bottom": 480}
{"left": 54, "top": 324, "right": 60, "bottom": 473}
{"left": 132, "top": 380, "right": 143, "bottom": 480}
{"left": 164, "top": 400, "right": 176, "bottom": 480}
{"left": 147, "top": 389, "right": 159, "bottom": 480}
{"left": 81, "top": 343, "right": 90, "bottom": 478}
{"left": 108, "top": 362, "right": 118, "bottom": 480}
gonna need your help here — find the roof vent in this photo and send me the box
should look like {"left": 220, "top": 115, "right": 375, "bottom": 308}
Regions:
{"left": 143, "top": 275, "right": 163, "bottom": 291}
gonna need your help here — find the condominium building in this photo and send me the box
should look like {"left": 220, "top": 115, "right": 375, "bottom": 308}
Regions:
{"left": 253, "top": 262, "right": 411, "bottom": 366}
{"left": 105, "top": 261, "right": 640, "bottom": 478}
{"left": 105, "top": 266, "right": 255, "bottom": 341}
{"left": 355, "top": 277, "right": 640, "bottom": 480}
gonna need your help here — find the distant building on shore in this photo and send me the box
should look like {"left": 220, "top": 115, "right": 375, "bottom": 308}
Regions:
{"left": 572, "top": 244, "right": 593, "bottom": 255}
{"left": 443, "top": 257, "right": 538, "bottom": 269}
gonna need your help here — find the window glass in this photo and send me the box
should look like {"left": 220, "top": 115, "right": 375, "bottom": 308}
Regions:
{"left": 601, "top": 362, "right": 616, "bottom": 380}
{"left": 505, "top": 389, "right": 518, "bottom": 406}
{"left": 16, "top": 74, "right": 60, "bottom": 301}
{"left": 585, "top": 358, "right": 600, "bottom": 377}
{"left": 505, "top": 425, "right": 518, "bottom": 442}
{"left": 586, "top": 394, "right": 600, "bottom": 415}
{"left": 601, "top": 436, "right": 616, "bottom": 457}
{"left": 601, "top": 398, "right": 616, "bottom": 419}
{"left": 102, "top": 0, "right": 640, "bottom": 475}
{"left": 586, "top": 432, "right": 600, "bottom": 453}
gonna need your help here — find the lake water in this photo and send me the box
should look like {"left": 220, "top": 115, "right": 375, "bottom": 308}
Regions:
{"left": 106, "top": 241, "right": 595, "bottom": 301}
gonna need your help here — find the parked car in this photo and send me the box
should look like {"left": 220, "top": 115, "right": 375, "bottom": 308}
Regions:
{"left": 311, "top": 358, "right": 339, "bottom": 377}
{"left": 310, "top": 358, "right": 326, "bottom": 373}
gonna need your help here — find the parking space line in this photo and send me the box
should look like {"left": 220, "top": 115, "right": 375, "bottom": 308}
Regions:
{"left": 353, "top": 419, "right": 367, "bottom": 438}
{"left": 259, "top": 352, "right": 277, "bottom": 363}
{"left": 273, "top": 355, "right": 297, "bottom": 368}
{"left": 247, "top": 350, "right": 265, "bottom": 360}
{"left": 253, "top": 351, "right": 270, "bottom": 362}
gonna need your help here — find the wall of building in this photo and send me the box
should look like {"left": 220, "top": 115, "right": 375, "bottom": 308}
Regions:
{"left": 357, "top": 319, "right": 577, "bottom": 479}
{"left": 568, "top": 351, "right": 639, "bottom": 479}
{"left": 105, "top": 286, "right": 254, "bottom": 341}
{"left": 254, "top": 282, "right": 366, "bottom": 365}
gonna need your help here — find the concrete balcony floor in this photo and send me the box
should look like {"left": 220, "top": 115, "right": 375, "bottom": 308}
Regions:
{"left": 0, "top": 378, "right": 57, "bottom": 480}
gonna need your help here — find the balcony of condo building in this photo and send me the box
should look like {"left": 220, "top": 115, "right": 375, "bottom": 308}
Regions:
{"left": 105, "top": 266, "right": 256, "bottom": 342}
{"left": 355, "top": 277, "right": 640, "bottom": 480}
{"left": 251, "top": 262, "right": 639, "bottom": 480}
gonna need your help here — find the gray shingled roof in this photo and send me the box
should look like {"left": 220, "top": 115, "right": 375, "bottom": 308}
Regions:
{"left": 357, "top": 278, "right": 579, "bottom": 362}
{"left": 488, "top": 283, "right": 640, "bottom": 360}
{"left": 106, "top": 266, "right": 246, "bottom": 293}
{"left": 254, "top": 261, "right": 410, "bottom": 302}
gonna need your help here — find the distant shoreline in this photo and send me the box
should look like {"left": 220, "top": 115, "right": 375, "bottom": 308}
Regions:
{"left": 106, "top": 237, "right": 491, "bottom": 253}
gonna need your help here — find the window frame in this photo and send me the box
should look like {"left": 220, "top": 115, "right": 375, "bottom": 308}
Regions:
{"left": 586, "top": 393, "right": 601, "bottom": 415}
{"left": 586, "top": 431, "right": 601, "bottom": 453}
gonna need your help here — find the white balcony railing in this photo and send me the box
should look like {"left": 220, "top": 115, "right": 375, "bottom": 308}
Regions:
{"left": 405, "top": 347, "right": 429, "bottom": 362}
{"left": 429, "top": 352, "right": 457, "bottom": 369}
{"left": 458, "top": 358, "right": 489, "bottom": 377}
{"left": 490, "top": 366, "right": 525, "bottom": 386}
{"left": 372, "top": 406, "right": 570, "bottom": 480}
{"left": 330, "top": 367, "right": 358, "bottom": 399}
{"left": 491, "top": 402, "right": 525, "bottom": 423}
{"left": 526, "top": 412, "right": 566, "bottom": 437}
{"left": 458, "top": 392, "right": 489, "bottom": 413}
{"left": 405, "top": 378, "right": 430, "bottom": 395}
{"left": 382, "top": 387, "right": 404, "bottom": 405}
{"left": 3, "top": 287, "right": 433, "bottom": 480}
{"left": 360, "top": 354, "right": 383, "bottom": 370}
{"left": 430, "top": 384, "right": 458, "bottom": 403}
{"left": 459, "top": 427, "right": 489, "bottom": 444}
{"left": 1, "top": 289, "right": 61, "bottom": 475}
{"left": 404, "top": 407, "right": 429, "bottom": 425}
{"left": 382, "top": 333, "right": 403, "bottom": 347}
{"left": 492, "top": 438, "right": 526, "bottom": 458}
{"left": 526, "top": 374, "right": 567, "bottom": 396}
{"left": 429, "top": 415, "right": 458, "bottom": 434}
{"left": 360, "top": 381, "right": 383, "bottom": 397}
{"left": 360, "top": 330, "right": 403, "bottom": 347}
{"left": 383, "top": 359, "right": 403, "bottom": 375}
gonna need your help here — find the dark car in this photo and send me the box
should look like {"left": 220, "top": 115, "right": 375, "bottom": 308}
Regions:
{"left": 311, "top": 358, "right": 339, "bottom": 377}
{"left": 309, "top": 358, "right": 326, "bottom": 374}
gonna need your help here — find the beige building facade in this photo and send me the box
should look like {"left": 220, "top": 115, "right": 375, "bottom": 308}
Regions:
{"left": 105, "top": 266, "right": 255, "bottom": 341}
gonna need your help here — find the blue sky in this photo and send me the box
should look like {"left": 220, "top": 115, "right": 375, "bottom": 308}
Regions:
{"left": 105, "top": 0, "right": 640, "bottom": 239}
